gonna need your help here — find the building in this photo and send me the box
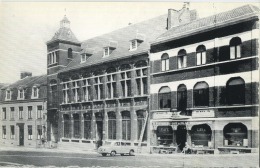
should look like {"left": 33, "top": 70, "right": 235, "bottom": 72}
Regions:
{"left": 0, "top": 72, "right": 47, "bottom": 148}
{"left": 149, "top": 4, "right": 259, "bottom": 154}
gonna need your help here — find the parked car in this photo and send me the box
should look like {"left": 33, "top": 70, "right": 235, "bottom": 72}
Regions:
{"left": 98, "top": 141, "right": 136, "bottom": 156}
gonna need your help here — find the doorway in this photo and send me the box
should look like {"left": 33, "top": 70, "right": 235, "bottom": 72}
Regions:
{"left": 96, "top": 121, "right": 103, "bottom": 148}
{"left": 19, "top": 125, "right": 24, "bottom": 146}
{"left": 176, "top": 125, "right": 187, "bottom": 151}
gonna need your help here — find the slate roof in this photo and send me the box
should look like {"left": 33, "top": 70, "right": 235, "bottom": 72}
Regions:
{"left": 154, "top": 4, "right": 260, "bottom": 44}
{"left": 60, "top": 13, "right": 170, "bottom": 72}
{"left": 1, "top": 75, "right": 47, "bottom": 90}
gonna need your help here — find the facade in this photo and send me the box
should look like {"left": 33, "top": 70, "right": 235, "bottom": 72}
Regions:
{"left": 0, "top": 73, "right": 47, "bottom": 148}
{"left": 150, "top": 4, "right": 259, "bottom": 153}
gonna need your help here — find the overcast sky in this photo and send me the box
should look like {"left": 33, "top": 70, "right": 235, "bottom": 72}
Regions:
{"left": 0, "top": 2, "right": 258, "bottom": 83}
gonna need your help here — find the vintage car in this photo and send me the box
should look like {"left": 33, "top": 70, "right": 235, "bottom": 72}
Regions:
{"left": 97, "top": 141, "right": 136, "bottom": 156}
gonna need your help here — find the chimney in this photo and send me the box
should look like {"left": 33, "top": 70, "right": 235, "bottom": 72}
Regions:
{"left": 20, "top": 71, "right": 32, "bottom": 79}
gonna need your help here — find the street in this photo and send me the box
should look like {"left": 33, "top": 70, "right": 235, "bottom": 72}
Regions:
{"left": 0, "top": 151, "right": 258, "bottom": 167}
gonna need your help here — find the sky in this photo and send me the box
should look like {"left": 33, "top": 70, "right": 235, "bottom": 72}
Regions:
{"left": 0, "top": 1, "right": 259, "bottom": 83}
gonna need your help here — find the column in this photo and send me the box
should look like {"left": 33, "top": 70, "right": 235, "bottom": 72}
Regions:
{"left": 103, "top": 111, "right": 108, "bottom": 141}
{"left": 91, "top": 112, "right": 96, "bottom": 141}
{"left": 130, "top": 99, "right": 137, "bottom": 142}
{"left": 70, "top": 114, "right": 74, "bottom": 139}
{"left": 60, "top": 114, "right": 64, "bottom": 140}
{"left": 116, "top": 104, "right": 122, "bottom": 140}
{"left": 81, "top": 112, "right": 84, "bottom": 139}
{"left": 186, "top": 125, "right": 192, "bottom": 146}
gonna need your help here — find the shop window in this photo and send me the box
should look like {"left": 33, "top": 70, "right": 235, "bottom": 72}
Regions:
{"left": 122, "top": 111, "right": 131, "bottom": 140}
{"left": 158, "top": 86, "right": 171, "bottom": 109}
{"left": 156, "top": 126, "right": 173, "bottom": 145}
{"left": 84, "top": 113, "right": 92, "bottom": 139}
{"left": 136, "top": 110, "right": 147, "bottom": 142}
{"left": 177, "top": 84, "right": 187, "bottom": 111}
{"left": 196, "top": 45, "right": 206, "bottom": 65}
{"left": 10, "top": 125, "right": 15, "bottom": 139}
{"left": 230, "top": 37, "right": 242, "bottom": 59}
{"left": 68, "top": 48, "right": 73, "bottom": 59}
{"left": 37, "top": 125, "right": 42, "bottom": 140}
{"left": 28, "top": 125, "right": 33, "bottom": 140}
{"left": 161, "top": 53, "right": 169, "bottom": 71}
{"left": 226, "top": 77, "right": 245, "bottom": 105}
{"left": 73, "top": 113, "right": 80, "bottom": 139}
{"left": 193, "top": 82, "right": 209, "bottom": 107}
{"left": 177, "top": 49, "right": 187, "bottom": 69}
{"left": 63, "top": 114, "right": 70, "bottom": 138}
{"left": 108, "top": 112, "right": 116, "bottom": 140}
{"left": 191, "top": 124, "right": 212, "bottom": 147}
{"left": 223, "top": 123, "right": 247, "bottom": 146}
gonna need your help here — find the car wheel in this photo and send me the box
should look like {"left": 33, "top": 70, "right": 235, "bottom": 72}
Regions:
{"left": 129, "top": 149, "right": 135, "bottom": 156}
{"left": 101, "top": 153, "right": 107, "bottom": 157}
{"left": 110, "top": 151, "right": 116, "bottom": 156}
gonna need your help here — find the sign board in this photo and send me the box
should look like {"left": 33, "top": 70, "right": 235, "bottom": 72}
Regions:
{"left": 192, "top": 109, "right": 215, "bottom": 118}
{"left": 152, "top": 111, "right": 173, "bottom": 119}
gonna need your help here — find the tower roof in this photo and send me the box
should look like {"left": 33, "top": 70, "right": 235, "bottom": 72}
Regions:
{"left": 47, "top": 16, "right": 80, "bottom": 44}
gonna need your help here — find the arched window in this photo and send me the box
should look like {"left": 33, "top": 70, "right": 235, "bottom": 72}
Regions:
{"left": 193, "top": 82, "right": 209, "bottom": 107}
{"left": 108, "top": 112, "right": 116, "bottom": 140}
{"left": 177, "top": 84, "right": 187, "bottom": 111}
{"left": 68, "top": 48, "right": 73, "bottom": 59}
{"left": 83, "top": 113, "right": 92, "bottom": 139}
{"left": 122, "top": 111, "right": 131, "bottom": 140}
{"left": 224, "top": 123, "right": 248, "bottom": 146}
{"left": 161, "top": 53, "right": 169, "bottom": 71}
{"left": 196, "top": 45, "right": 206, "bottom": 65}
{"left": 135, "top": 60, "right": 147, "bottom": 68}
{"left": 191, "top": 124, "right": 212, "bottom": 147}
{"left": 136, "top": 110, "right": 147, "bottom": 142}
{"left": 178, "top": 49, "right": 187, "bottom": 69}
{"left": 158, "top": 86, "right": 171, "bottom": 109}
{"left": 226, "top": 77, "right": 245, "bottom": 105}
{"left": 230, "top": 37, "right": 242, "bottom": 59}
{"left": 63, "top": 114, "right": 70, "bottom": 138}
{"left": 73, "top": 113, "right": 80, "bottom": 138}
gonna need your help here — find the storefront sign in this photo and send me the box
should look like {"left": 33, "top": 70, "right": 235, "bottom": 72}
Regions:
{"left": 192, "top": 109, "right": 215, "bottom": 118}
{"left": 152, "top": 111, "right": 173, "bottom": 119}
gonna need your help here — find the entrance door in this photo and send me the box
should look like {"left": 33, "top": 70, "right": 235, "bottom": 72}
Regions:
{"left": 176, "top": 125, "right": 187, "bottom": 151}
{"left": 96, "top": 121, "right": 103, "bottom": 147}
{"left": 19, "top": 125, "right": 24, "bottom": 146}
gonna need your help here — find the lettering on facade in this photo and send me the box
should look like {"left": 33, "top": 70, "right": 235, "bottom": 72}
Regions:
{"left": 192, "top": 109, "right": 215, "bottom": 118}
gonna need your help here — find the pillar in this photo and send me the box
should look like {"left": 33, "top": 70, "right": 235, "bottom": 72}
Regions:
{"left": 116, "top": 107, "right": 122, "bottom": 140}
{"left": 103, "top": 111, "right": 108, "bottom": 141}
{"left": 91, "top": 112, "right": 96, "bottom": 141}
{"left": 81, "top": 112, "right": 84, "bottom": 139}
{"left": 60, "top": 114, "right": 64, "bottom": 139}
{"left": 130, "top": 103, "right": 137, "bottom": 142}
{"left": 70, "top": 113, "right": 74, "bottom": 138}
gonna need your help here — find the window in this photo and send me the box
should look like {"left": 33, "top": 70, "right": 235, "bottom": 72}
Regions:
{"left": 158, "top": 86, "right": 171, "bottom": 109}
{"left": 63, "top": 114, "right": 70, "bottom": 138}
{"left": 226, "top": 77, "right": 245, "bottom": 105}
{"left": 81, "top": 54, "right": 87, "bottom": 63}
{"left": 106, "top": 68, "right": 117, "bottom": 99}
{"left": 196, "top": 45, "right": 206, "bottom": 65}
{"left": 37, "top": 125, "right": 42, "bottom": 139}
{"left": 28, "top": 106, "right": 32, "bottom": 119}
{"left": 73, "top": 114, "right": 80, "bottom": 138}
{"left": 10, "top": 125, "right": 15, "bottom": 139}
{"left": 104, "top": 47, "right": 109, "bottom": 57}
{"left": 68, "top": 48, "right": 73, "bottom": 59}
{"left": 28, "top": 125, "right": 33, "bottom": 140}
{"left": 19, "top": 106, "right": 23, "bottom": 119}
{"left": 48, "top": 51, "right": 58, "bottom": 65}
{"left": 108, "top": 112, "right": 116, "bottom": 140}
{"left": 50, "top": 80, "right": 58, "bottom": 104}
{"left": 130, "top": 40, "right": 137, "bottom": 51}
{"left": 177, "top": 84, "right": 187, "bottom": 111}
{"left": 193, "top": 82, "right": 209, "bottom": 107}
{"left": 62, "top": 83, "right": 70, "bottom": 104}
{"left": 161, "top": 53, "right": 169, "bottom": 71}
{"left": 191, "top": 124, "right": 212, "bottom": 147}
{"left": 2, "top": 126, "right": 6, "bottom": 139}
{"left": 5, "top": 90, "right": 11, "bottom": 100}
{"left": 37, "top": 106, "right": 42, "bottom": 119}
{"left": 136, "top": 61, "right": 148, "bottom": 96}
{"left": 72, "top": 81, "right": 80, "bottom": 102}
{"left": 120, "top": 64, "right": 131, "bottom": 97}
{"left": 94, "top": 77, "right": 104, "bottom": 100}
{"left": 156, "top": 126, "right": 173, "bottom": 145}
{"left": 82, "top": 79, "right": 91, "bottom": 101}
{"left": 32, "top": 86, "right": 39, "bottom": 98}
{"left": 84, "top": 113, "right": 92, "bottom": 139}
{"left": 177, "top": 49, "right": 187, "bottom": 69}
{"left": 10, "top": 107, "right": 14, "bottom": 120}
{"left": 137, "top": 111, "right": 147, "bottom": 142}
{"left": 230, "top": 37, "right": 242, "bottom": 59}
{"left": 18, "top": 89, "right": 25, "bottom": 99}
{"left": 122, "top": 111, "right": 131, "bottom": 140}
{"left": 224, "top": 123, "right": 247, "bottom": 146}
{"left": 2, "top": 108, "right": 6, "bottom": 120}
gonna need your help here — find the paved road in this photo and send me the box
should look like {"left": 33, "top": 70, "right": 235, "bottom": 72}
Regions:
{"left": 0, "top": 151, "right": 258, "bottom": 167}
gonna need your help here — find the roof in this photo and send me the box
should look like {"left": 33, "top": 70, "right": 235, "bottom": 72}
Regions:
{"left": 1, "top": 75, "right": 47, "bottom": 90}
{"left": 48, "top": 27, "right": 79, "bottom": 44}
{"left": 153, "top": 4, "right": 260, "bottom": 45}
{"left": 60, "top": 14, "right": 169, "bottom": 72}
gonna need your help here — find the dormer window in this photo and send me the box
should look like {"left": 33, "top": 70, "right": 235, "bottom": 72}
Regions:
{"left": 103, "top": 40, "right": 117, "bottom": 57}
{"left": 18, "top": 89, "right": 25, "bottom": 100}
{"left": 104, "top": 47, "right": 110, "bottom": 57}
{"left": 5, "top": 90, "right": 11, "bottom": 101}
{"left": 130, "top": 40, "right": 137, "bottom": 51}
{"left": 31, "top": 86, "right": 39, "bottom": 99}
{"left": 81, "top": 54, "right": 87, "bottom": 63}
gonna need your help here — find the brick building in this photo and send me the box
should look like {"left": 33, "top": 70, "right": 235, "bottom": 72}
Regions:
{"left": 149, "top": 4, "right": 259, "bottom": 153}
{"left": 0, "top": 72, "right": 47, "bottom": 148}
